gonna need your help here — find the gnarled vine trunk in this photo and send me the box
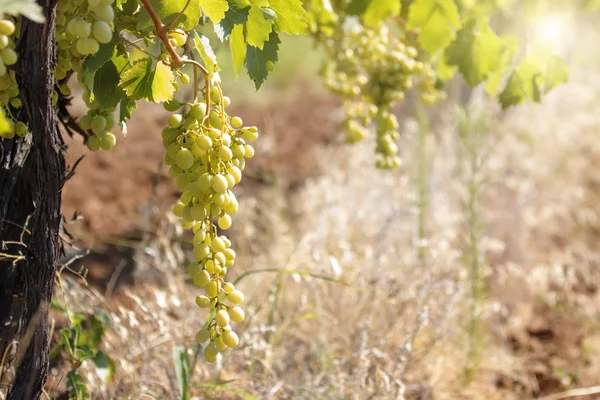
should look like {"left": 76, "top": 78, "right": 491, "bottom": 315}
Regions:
{"left": 0, "top": 2, "right": 62, "bottom": 399}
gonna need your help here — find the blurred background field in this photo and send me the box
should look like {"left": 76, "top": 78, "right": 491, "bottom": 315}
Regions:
{"left": 48, "top": 16, "right": 600, "bottom": 400}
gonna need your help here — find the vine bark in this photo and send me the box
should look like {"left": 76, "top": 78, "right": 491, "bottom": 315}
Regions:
{"left": 0, "top": 1, "right": 63, "bottom": 399}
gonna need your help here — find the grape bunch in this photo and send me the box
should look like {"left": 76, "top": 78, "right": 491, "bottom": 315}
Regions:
{"left": 54, "top": 0, "right": 117, "bottom": 150}
{"left": 161, "top": 85, "right": 257, "bottom": 363}
{"left": 0, "top": 18, "right": 27, "bottom": 140}
{"left": 321, "top": 24, "right": 443, "bottom": 169}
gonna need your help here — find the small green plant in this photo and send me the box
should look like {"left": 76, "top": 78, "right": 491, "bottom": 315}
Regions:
{"left": 49, "top": 302, "right": 114, "bottom": 400}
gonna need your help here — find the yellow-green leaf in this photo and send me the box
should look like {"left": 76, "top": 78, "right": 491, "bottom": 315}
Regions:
{"left": 406, "top": 0, "right": 461, "bottom": 54}
{"left": 246, "top": 5, "right": 273, "bottom": 49}
{"left": 363, "top": 0, "right": 400, "bottom": 27}
{"left": 199, "top": 0, "right": 229, "bottom": 23}
{"left": 230, "top": 24, "right": 246, "bottom": 77}
{"left": 268, "top": 0, "right": 308, "bottom": 35}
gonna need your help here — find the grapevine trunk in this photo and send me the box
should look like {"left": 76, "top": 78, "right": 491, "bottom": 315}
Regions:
{"left": 0, "top": 2, "right": 63, "bottom": 399}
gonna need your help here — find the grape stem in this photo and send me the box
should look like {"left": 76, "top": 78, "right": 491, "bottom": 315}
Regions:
{"left": 139, "top": 0, "right": 209, "bottom": 77}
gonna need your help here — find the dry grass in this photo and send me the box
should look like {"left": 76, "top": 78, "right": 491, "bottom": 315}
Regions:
{"left": 45, "top": 64, "right": 600, "bottom": 400}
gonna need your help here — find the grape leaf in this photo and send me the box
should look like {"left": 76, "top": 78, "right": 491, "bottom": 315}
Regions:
{"left": 406, "top": 0, "right": 461, "bottom": 54}
{"left": 245, "top": 31, "right": 281, "bottom": 89}
{"left": 268, "top": 0, "right": 308, "bottom": 35}
{"left": 230, "top": 24, "right": 246, "bottom": 77}
{"left": 214, "top": 4, "right": 250, "bottom": 41}
{"left": 246, "top": 5, "right": 273, "bottom": 49}
{"left": 152, "top": 62, "right": 176, "bottom": 102}
{"left": 436, "top": 53, "right": 456, "bottom": 81}
{"left": 193, "top": 32, "right": 221, "bottom": 82}
{"left": 485, "top": 35, "right": 518, "bottom": 95}
{"left": 498, "top": 49, "right": 568, "bottom": 109}
{"left": 92, "top": 61, "right": 126, "bottom": 109}
{"left": 137, "top": 0, "right": 202, "bottom": 31}
{"left": 118, "top": 58, "right": 176, "bottom": 102}
{"left": 346, "top": 0, "right": 371, "bottom": 15}
{"left": 0, "top": 0, "right": 44, "bottom": 23}
{"left": 199, "top": 0, "right": 230, "bottom": 24}
{"left": 363, "top": 0, "right": 401, "bottom": 27}
{"left": 83, "top": 35, "right": 121, "bottom": 92}
{"left": 445, "top": 19, "right": 505, "bottom": 87}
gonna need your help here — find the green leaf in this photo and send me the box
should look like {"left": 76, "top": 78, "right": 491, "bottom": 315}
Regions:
{"left": 118, "top": 58, "right": 176, "bottom": 102}
{"left": 445, "top": 19, "right": 505, "bottom": 87}
{"left": 498, "top": 48, "right": 568, "bottom": 109}
{"left": 406, "top": 0, "right": 461, "bottom": 54}
{"left": 199, "top": 0, "right": 230, "bottom": 23}
{"left": 346, "top": 0, "right": 371, "bottom": 15}
{"left": 436, "top": 52, "right": 456, "bottom": 81}
{"left": 93, "top": 351, "right": 115, "bottom": 383}
{"left": 66, "top": 371, "right": 90, "bottom": 400}
{"left": 268, "top": 0, "right": 308, "bottom": 35}
{"left": 363, "top": 0, "right": 401, "bottom": 27}
{"left": 230, "top": 23, "right": 246, "bottom": 77}
{"left": 214, "top": 4, "right": 250, "bottom": 41}
{"left": 138, "top": 0, "right": 202, "bottom": 31}
{"left": 92, "top": 61, "right": 127, "bottom": 109}
{"left": 246, "top": 5, "right": 273, "bottom": 49}
{"left": 245, "top": 31, "right": 281, "bottom": 89}
{"left": 173, "top": 346, "right": 190, "bottom": 400}
{"left": 0, "top": 0, "right": 45, "bottom": 23}
{"left": 119, "top": 97, "right": 136, "bottom": 127}
{"left": 485, "top": 35, "right": 518, "bottom": 95}
{"left": 193, "top": 32, "right": 221, "bottom": 82}
{"left": 82, "top": 35, "right": 121, "bottom": 92}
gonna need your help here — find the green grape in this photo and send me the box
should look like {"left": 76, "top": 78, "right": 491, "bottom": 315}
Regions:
{"left": 92, "top": 20, "right": 112, "bottom": 44}
{"left": 164, "top": 99, "right": 181, "bottom": 112}
{"left": 193, "top": 270, "right": 210, "bottom": 287}
{"left": 74, "top": 19, "right": 91, "bottom": 37}
{"left": 190, "top": 102, "right": 207, "bottom": 120}
{"left": 217, "top": 215, "right": 232, "bottom": 230}
{"left": 14, "top": 121, "right": 27, "bottom": 137}
{"left": 180, "top": 73, "right": 190, "bottom": 84}
{"left": 0, "top": 20, "right": 15, "bottom": 36}
{"left": 10, "top": 97, "right": 21, "bottom": 108}
{"left": 215, "top": 310, "right": 230, "bottom": 327}
{"left": 87, "top": 135, "right": 100, "bottom": 151}
{"left": 1, "top": 48, "right": 17, "bottom": 66}
{"left": 170, "top": 30, "right": 187, "bottom": 47}
{"left": 211, "top": 174, "right": 228, "bottom": 193}
{"left": 99, "top": 133, "right": 116, "bottom": 150}
{"left": 205, "top": 280, "right": 218, "bottom": 298}
{"left": 175, "top": 148, "right": 194, "bottom": 169}
{"left": 91, "top": 115, "right": 107, "bottom": 134}
{"left": 209, "top": 110, "right": 222, "bottom": 129}
{"left": 169, "top": 113, "right": 183, "bottom": 127}
{"left": 228, "top": 307, "right": 245, "bottom": 323}
{"left": 195, "top": 295, "right": 210, "bottom": 308}
{"left": 231, "top": 116, "right": 242, "bottom": 128}
{"left": 222, "top": 331, "right": 239, "bottom": 348}
{"left": 227, "top": 290, "right": 244, "bottom": 305}
{"left": 223, "top": 282, "right": 235, "bottom": 293}
{"left": 190, "top": 203, "right": 207, "bottom": 221}
{"left": 196, "top": 328, "right": 210, "bottom": 344}
{"left": 203, "top": 342, "right": 219, "bottom": 363}
{"left": 94, "top": 5, "right": 115, "bottom": 22}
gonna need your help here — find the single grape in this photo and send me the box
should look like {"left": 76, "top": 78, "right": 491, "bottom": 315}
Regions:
{"left": 87, "top": 135, "right": 100, "bottom": 151}
{"left": 227, "top": 290, "right": 244, "bottom": 305}
{"left": 91, "top": 115, "right": 107, "bottom": 134}
{"left": 14, "top": 122, "right": 27, "bottom": 137}
{"left": 218, "top": 215, "right": 232, "bottom": 230}
{"left": 1, "top": 49, "right": 17, "bottom": 66}
{"left": 228, "top": 306, "right": 245, "bottom": 323}
{"left": 0, "top": 20, "right": 15, "bottom": 36}
{"left": 74, "top": 19, "right": 91, "bottom": 37}
{"left": 215, "top": 310, "right": 230, "bottom": 327}
{"left": 195, "top": 295, "right": 210, "bottom": 308}
{"left": 231, "top": 116, "right": 242, "bottom": 128}
{"left": 196, "top": 328, "right": 210, "bottom": 344}
{"left": 92, "top": 20, "right": 112, "bottom": 44}
{"left": 94, "top": 5, "right": 115, "bottom": 22}
{"left": 222, "top": 330, "right": 239, "bottom": 348}
{"left": 175, "top": 148, "right": 194, "bottom": 170}
{"left": 99, "top": 132, "right": 116, "bottom": 150}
